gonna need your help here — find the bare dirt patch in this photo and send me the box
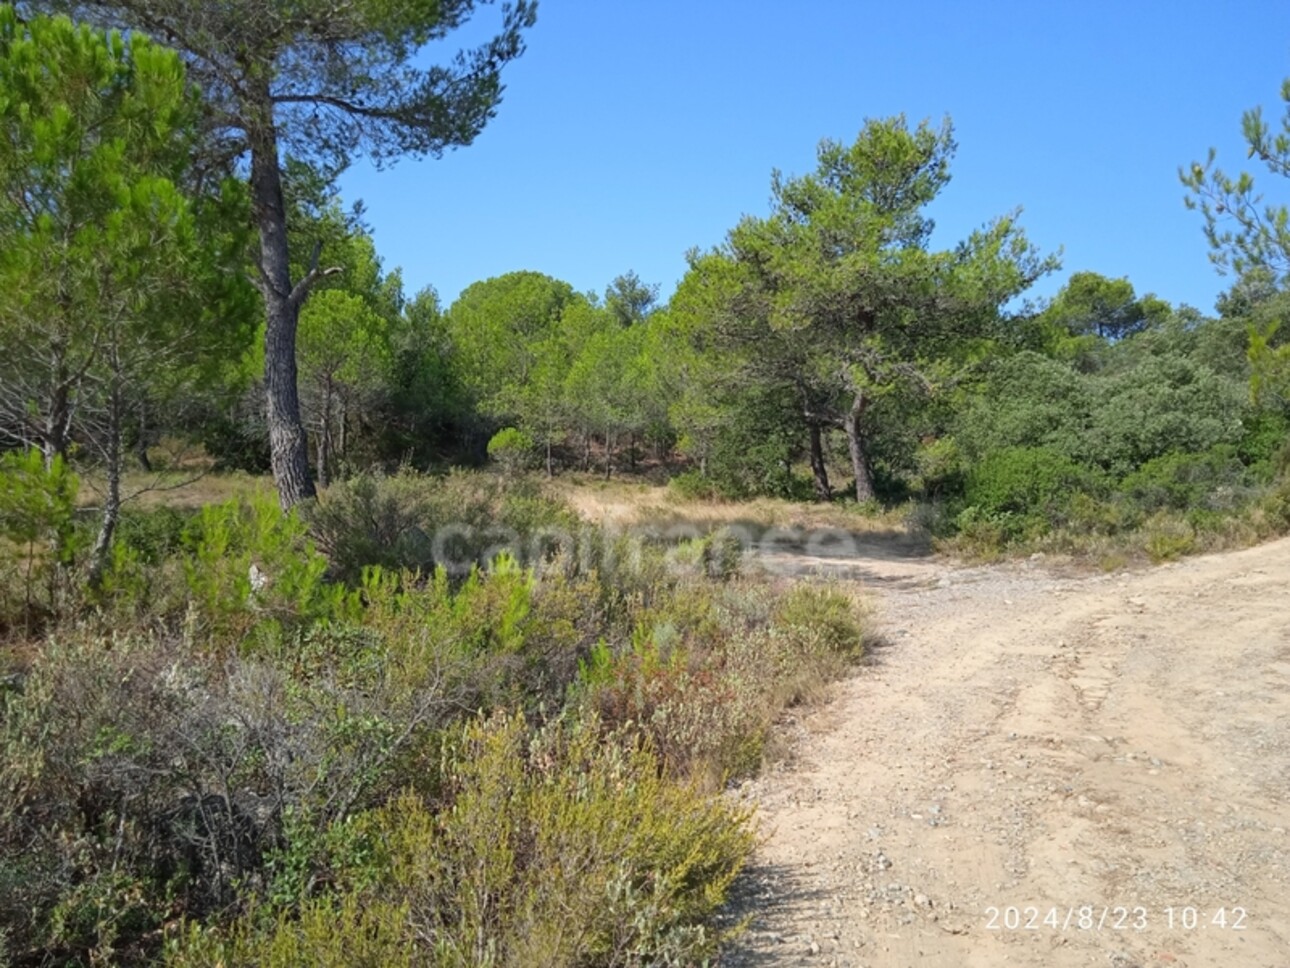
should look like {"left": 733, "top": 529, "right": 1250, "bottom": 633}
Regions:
{"left": 722, "top": 537, "right": 1290, "bottom": 967}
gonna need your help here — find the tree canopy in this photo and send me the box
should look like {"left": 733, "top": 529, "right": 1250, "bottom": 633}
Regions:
{"left": 22, "top": 0, "right": 537, "bottom": 507}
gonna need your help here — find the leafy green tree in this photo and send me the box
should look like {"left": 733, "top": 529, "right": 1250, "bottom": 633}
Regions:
{"left": 297, "top": 290, "right": 391, "bottom": 485}
{"left": 384, "top": 285, "right": 468, "bottom": 463}
{"left": 684, "top": 117, "right": 1055, "bottom": 501}
{"left": 1042, "top": 271, "right": 1165, "bottom": 341}
{"left": 445, "top": 271, "right": 580, "bottom": 441}
{"left": 563, "top": 322, "right": 656, "bottom": 479}
{"left": 604, "top": 270, "right": 659, "bottom": 327}
{"left": 0, "top": 7, "right": 252, "bottom": 581}
{"left": 27, "top": 0, "right": 537, "bottom": 507}
{"left": 1183, "top": 77, "right": 1290, "bottom": 282}
{"left": 1182, "top": 77, "right": 1290, "bottom": 439}
{"left": 653, "top": 258, "right": 751, "bottom": 481}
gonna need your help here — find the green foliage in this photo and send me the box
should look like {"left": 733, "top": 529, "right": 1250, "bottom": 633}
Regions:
{"left": 1040, "top": 271, "right": 1162, "bottom": 342}
{"left": 114, "top": 505, "right": 195, "bottom": 565}
{"left": 184, "top": 493, "right": 340, "bottom": 637}
{"left": 0, "top": 7, "right": 255, "bottom": 461}
{"left": 772, "top": 585, "right": 866, "bottom": 662}
{"left": 385, "top": 714, "right": 753, "bottom": 965}
{"left": 166, "top": 894, "right": 415, "bottom": 968}
{"left": 445, "top": 271, "right": 580, "bottom": 422}
{"left": 963, "top": 447, "right": 1094, "bottom": 538}
{"left": 487, "top": 426, "right": 535, "bottom": 475}
{"left": 1085, "top": 354, "right": 1246, "bottom": 474}
{"left": 1249, "top": 319, "right": 1290, "bottom": 408}
{"left": 0, "top": 449, "right": 81, "bottom": 630}
{"left": 0, "top": 449, "right": 78, "bottom": 551}
{"left": 1119, "top": 447, "right": 1251, "bottom": 513}
{"left": 666, "top": 115, "right": 1055, "bottom": 502}
{"left": 306, "top": 470, "right": 581, "bottom": 583}
{"left": 667, "top": 469, "right": 727, "bottom": 501}
{"left": 1183, "top": 75, "right": 1290, "bottom": 283}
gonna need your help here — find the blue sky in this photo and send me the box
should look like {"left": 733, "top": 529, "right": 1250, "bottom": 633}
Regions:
{"left": 340, "top": 0, "right": 1290, "bottom": 315}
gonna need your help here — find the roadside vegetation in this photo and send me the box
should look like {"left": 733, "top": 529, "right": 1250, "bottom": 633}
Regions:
{"left": 3, "top": 2, "right": 1290, "bottom": 964}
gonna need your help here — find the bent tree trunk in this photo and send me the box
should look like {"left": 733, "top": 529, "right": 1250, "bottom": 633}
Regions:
{"left": 843, "top": 392, "right": 875, "bottom": 504}
{"left": 808, "top": 422, "right": 832, "bottom": 501}
{"left": 250, "top": 119, "right": 315, "bottom": 510}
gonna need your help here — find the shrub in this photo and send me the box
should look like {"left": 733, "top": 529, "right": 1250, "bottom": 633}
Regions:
{"left": 667, "top": 469, "right": 726, "bottom": 501}
{"left": 1119, "top": 447, "right": 1251, "bottom": 513}
{"left": 772, "top": 584, "right": 866, "bottom": 662}
{"left": 0, "top": 450, "right": 82, "bottom": 632}
{"left": 164, "top": 894, "right": 414, "bottom": 968}
{"left": 1142, "top": 513, "right": 1197, "bottom": 562}
{"left": 384, "top": 713, "right": 754, "bottom": 966}
{"left": 487, "top": 426, "right": 536, "bottom": 475}
{"left": 114, "top": 505, "right": 196, "bottom": 565}
{"left": 306, "top": 469, "right": 581, "bottom": 583}
{"left": 183, "top": 494, "right": 342, "bottom": 640}
{"left": 963, "top": 446, "right": 1094, "bottom": 538}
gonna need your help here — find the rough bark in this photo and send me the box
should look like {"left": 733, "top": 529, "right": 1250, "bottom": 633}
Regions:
{"left": 808, "top": 423, "right": 833, "bottom": 502}
{"left": 43, "top": 367, "right": 72, "bottom": 472}
{"left": 843, "top": 392, "right": 875, "bottom": 503}
{"left": 250, "top": 116, "right": 316, "bottom": 510}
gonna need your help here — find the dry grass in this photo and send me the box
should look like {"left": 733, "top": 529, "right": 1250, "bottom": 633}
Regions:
{"left": 71, "top": 468, "right": 271, "bottom": 512}
{"left": 551, "top": 476, "right": 917, "bottom": 535}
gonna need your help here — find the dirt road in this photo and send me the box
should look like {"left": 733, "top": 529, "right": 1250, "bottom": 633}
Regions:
{"left": 723, "top": 538, "right": 1290, "bottom": 967}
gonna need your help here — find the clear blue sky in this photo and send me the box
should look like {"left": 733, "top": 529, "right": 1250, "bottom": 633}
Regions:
{"left": 339, "top": 0, "right": 1290, "bottom": 315}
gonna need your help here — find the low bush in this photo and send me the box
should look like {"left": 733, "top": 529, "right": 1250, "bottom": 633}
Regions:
{"left": 3, "top": 469, "right": 874, "bottom": 964}
{"left": 964, "top": 446, "right": 1094, "bottom": 529}
{"left": 166, "top": 713, "right": 753, "bottom": 968}
{"left": 487, "top": 426, "right": 536, "bottom": 475}
{"left": 306, "top": 469, "right": 581, "bottom": 583}
{"left": 1118, "top": 446, "right": 1251, "bottom": 513}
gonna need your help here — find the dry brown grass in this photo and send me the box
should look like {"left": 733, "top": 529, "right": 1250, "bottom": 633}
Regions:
{"left": 550, "top": 475, "right": 917, "bottom": 535}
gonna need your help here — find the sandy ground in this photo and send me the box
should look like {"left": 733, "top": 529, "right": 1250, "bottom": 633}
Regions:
{"left": 721, "top": 537, "right": 1290, "bottom": 967}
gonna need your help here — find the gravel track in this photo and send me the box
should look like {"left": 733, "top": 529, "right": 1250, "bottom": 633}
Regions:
{"left": 721, "top": 537, "right": 1290, "bottom": 968}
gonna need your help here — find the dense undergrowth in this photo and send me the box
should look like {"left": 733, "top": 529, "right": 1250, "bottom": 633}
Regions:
{"left": 0, "top": 465, "right": 865, "bottom": 966}
{"left": 928, "top": 440, "right": 1290, "bottom": 566}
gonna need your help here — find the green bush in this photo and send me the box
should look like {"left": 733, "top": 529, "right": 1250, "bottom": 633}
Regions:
{"left": 772, "top": 584, "right": 866, "bottom": 662}
{"left": 668, "top": 469, "right": 726, "bottom": 501}
{"left": 0, "top": 450, "right": 82, "bottom": 631}
{"left": 306, "top": 469, "right": 581, "bottom": 583}
{"left": 1119, "top": 447, "right": 1250, "bottom": 513}
{"left": 963, "top": 446, "right": 1094, "bottom": 538}
{"left": 183, "top": 493, "right": 343, "bottom": 640}
{"left": 115, "top": 505, "right": 196, "bottom": 565}
{"left": 387, "top": 713, "right": 754, "bottom": 965}
{"left": 487, "top": 426, "right": 535, "bottom": 475}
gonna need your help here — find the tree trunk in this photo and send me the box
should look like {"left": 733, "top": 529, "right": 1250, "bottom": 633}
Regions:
{"left": 316, "top": 377, "right": 332, "bottom": 489}
{"left": 43, "top": 368, "right": 72, "bottom": 472}
{"left": 250, "top": 114, "right": 315, "bottom": 510}
{"left": 808, "top": 423, "right": 832, "bottom": 502}
{"left": 338, "top": 395, "right": 348, "bottom": 463}
{"left": 545, "top": 438, "right": 553, "bottom": 477}
{"left": 135, "top": 398, "right": 153, "bottom": 472}
{"left": 88, "top": 361, "right": 123, "bottom": 588}
{"left": 604, "top": 430, "right": 613, "bottom": 480}
{"left": 843, "top": 392, "right": 875, "bottom": 504}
